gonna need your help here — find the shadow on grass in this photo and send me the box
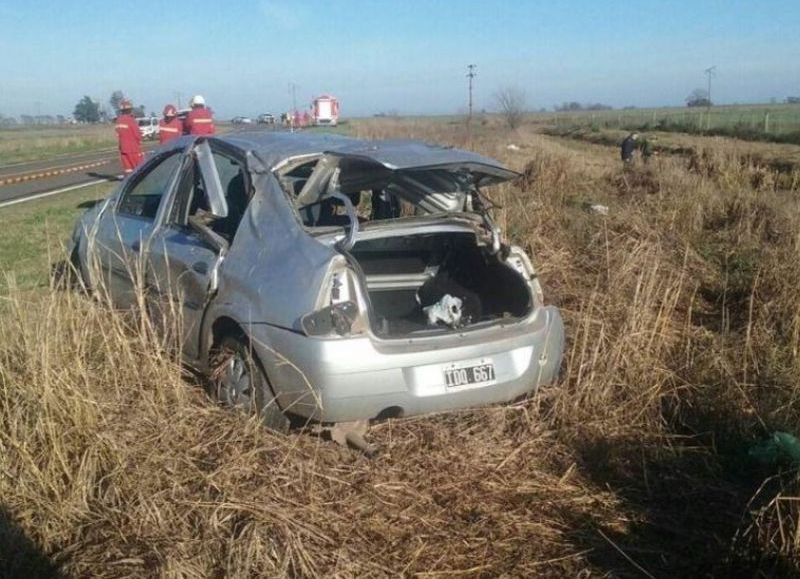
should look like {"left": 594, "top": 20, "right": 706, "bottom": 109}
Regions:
{"left": 76, "top": 198, "right": 105, "bottom": 210}
{"left": 86, "top": 171, "right": 122, "bottom": 182}
{"left": 0, "top": 505, "right": 61, "bottom": 579}
{"left": 563, "top": 417, "right": 798, "bottom": 577}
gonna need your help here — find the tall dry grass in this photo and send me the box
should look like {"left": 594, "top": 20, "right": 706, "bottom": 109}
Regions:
{"left": 1, "top": 119, "right": 800, "bottom": 576}
{"left": 0, "top": 125, "right": 116, "bottom": 165}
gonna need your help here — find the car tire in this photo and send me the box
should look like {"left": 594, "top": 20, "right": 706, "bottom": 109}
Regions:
{"left": 212, "top": 334, "right": 290, "bottom": 433}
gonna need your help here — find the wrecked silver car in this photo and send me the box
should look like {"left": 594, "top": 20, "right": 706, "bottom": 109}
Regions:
{"left": 68, "top": 132, "right": 564, "bottom": 431}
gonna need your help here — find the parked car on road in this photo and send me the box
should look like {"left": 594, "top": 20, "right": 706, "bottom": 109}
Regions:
{"left": 231, "top": 116, "right": 253, "bottom": 125}
{"left": 257, "top": 113, "right": 276, "bottom": 125}
{"left": 137, "top": 116, "right": 159, "bottom": 140}
{"left": 67, "top": 132, "right": 564, "bottom": 431}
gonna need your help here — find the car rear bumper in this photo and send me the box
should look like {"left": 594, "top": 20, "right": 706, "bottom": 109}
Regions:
{"left": 251, "top": 306, "right": 564, "bottom": 423}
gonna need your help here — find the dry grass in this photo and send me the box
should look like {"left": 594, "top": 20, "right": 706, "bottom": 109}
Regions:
{"left": 0, "top": 125, "right": 117, "bottom": 165}
{"left": 1, "top": 118, "right": 800, "bottom": 577}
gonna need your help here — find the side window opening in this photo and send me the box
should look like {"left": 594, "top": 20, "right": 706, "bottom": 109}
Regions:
{"left": 117, "top": 152, "right": 182, "bottom": 219}
{"left": 172, "top": 150, "right": 249, "bottom": 242}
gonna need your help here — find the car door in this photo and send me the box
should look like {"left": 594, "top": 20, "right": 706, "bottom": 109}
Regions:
{"left": 147, "top": 140, "right": 246, "bottom": 362}
{"left": 92, "top": 150, "right": 184, "bottom": 308}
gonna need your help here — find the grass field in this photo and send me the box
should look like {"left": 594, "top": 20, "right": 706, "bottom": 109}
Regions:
{"left": 1, "top": 119, "right": 800, "bottom": 577}
{"left": 531, "top": 103, "right": 800, "bottom": 145}
{"left": 0, "top": 122, "right": 235, "bottom": 166}
{"left": 0, "top": 182, "right": 113, "bottom": 289}
{"left": 0, "top": 125, "right": 118, "bottom": 165}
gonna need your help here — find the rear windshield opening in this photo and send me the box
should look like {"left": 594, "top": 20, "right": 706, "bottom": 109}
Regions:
{"left": 277, "top": 157, "right": 488, "bottom": 229}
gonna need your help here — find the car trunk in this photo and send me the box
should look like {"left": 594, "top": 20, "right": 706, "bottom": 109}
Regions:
{"left": 350, "top": 229, "right": 532, "bottom": 338}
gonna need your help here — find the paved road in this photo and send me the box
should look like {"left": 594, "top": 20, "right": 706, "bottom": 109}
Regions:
{"left": 0, "top": 154, "right": 120, "bottom": 206}
{"left": 0, "top": 142, "right": 168, "bottom": 205}
{"left": 0, "top": 125, "right": 274, "bottom": 207}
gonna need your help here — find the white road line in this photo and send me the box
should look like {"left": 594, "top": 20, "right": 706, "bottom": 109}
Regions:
{"left": 0, "top": 178, "right": 116, "bottom": 209}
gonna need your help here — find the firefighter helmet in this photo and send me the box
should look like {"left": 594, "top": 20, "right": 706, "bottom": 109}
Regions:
{"left": 119, "top": 99, "right": 133, "bottom": 111}
{"left": 163, "top": 104, "right": 177, "bottom": 117}
{"left": 190, "top": 95, "right": 205, "bottom": 107}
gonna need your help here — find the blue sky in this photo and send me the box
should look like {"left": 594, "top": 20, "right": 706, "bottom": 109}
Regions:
{"left": 0, "top": 0, "right": 798, "bottom": 118}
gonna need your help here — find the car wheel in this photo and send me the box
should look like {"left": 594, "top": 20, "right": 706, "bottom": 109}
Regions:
{"left": 213, "top": 335, "right": 290, "bottom": 433}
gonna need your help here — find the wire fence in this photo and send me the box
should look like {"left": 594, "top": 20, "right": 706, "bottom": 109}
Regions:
{"left": 540, "top": 106, "right": 800, "bottom": 141}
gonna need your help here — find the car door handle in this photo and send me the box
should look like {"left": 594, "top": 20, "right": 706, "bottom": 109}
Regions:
{"left": 131, "top": 240, "right": 141, "bottom": 253}
{"left": 192, "top": 261, "right": 208, "bottom": 275}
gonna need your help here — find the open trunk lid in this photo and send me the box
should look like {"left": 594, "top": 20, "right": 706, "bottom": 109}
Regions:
{"left": 294, "top": 140, "right": 519, "bottom": 210}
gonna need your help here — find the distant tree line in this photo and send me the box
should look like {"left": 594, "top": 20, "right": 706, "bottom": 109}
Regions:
{"left": 70, "top": 92, "right": 148, "bottom": 123}
{"left": 554, "top": 102, "right": 613, "bottom": 112}
{"left": 0, "top": 113, "right": 69, "bottom": 126}
{"left": 0, "top": 90, "right": 150, "bottom": 126}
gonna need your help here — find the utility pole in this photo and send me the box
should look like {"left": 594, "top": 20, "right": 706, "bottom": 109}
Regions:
{"left": 704, "top": 65, "right": 716, "bottom": 130}
{"left": 174, "top": 91, "right": 183, "bottom": 109}
{"left": 288, "top": 82, "right": 299, "bottom": 131}
{"left": 704, "top": 66, "right": 717, "bottom": 105}
{"left": 466, "top": 64, "right": 477, "bottom": 123}
{"left": 289, "top": 82, "right": 298, "bottom": 113}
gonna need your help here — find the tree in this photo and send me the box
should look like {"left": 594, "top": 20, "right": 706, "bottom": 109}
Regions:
{"left": 132, "top": 105, "right": 146, "bottom": 118}
{"left": 495, "top": 86, "right": 526, "bottom": 129}
{"left": 109, "top": 90, "right": 125, "bottom": 115}
{"left": 73, "top": 96, "right": 101, "bottom": 123}
{"left": 686, "top": 88, "right": 711, "bottom": 108}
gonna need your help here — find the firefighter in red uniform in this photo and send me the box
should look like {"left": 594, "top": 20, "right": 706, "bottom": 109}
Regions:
{"left": 158, "top": 104, "right": 183, "bottom": 144}
{"left": 183, "top": 95, "right": 215, "bottom": 135}
{"left": 115, "top": 99, "right": 143, "bottom": 174}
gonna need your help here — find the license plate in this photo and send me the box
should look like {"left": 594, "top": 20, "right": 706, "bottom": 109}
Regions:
{"left": 444, "top": 359, "right": 496, "bottom": 391}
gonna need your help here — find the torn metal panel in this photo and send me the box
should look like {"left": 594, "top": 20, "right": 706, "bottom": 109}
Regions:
{"left": 194, "top": 139, "right": 228, "bottom": 218}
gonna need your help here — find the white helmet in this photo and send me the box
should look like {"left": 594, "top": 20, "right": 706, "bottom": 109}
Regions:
{"left": 190, "top": 94, "right": 206, "bottom": 107}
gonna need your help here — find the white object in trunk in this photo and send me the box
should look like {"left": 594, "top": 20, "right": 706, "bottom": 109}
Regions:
{"left": 423, "top": 294, "right": 463, "bottom": 328}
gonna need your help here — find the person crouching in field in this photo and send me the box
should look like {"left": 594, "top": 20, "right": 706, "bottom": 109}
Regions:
{"left": 158, "top": 104, "right": 183, "bottom": 144}
{"left": 115, "top": 99, "right": 143, "bottom": 174}
{"left": 620, "top": 132, "right": 639, "bottom": 164}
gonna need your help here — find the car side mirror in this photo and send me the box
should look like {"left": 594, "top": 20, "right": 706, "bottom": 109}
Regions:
{"left": 194, "top": 140, "right": 228, "bottom": 219}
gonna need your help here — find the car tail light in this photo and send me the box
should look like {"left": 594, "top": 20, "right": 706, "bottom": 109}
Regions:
{"left": 301, "top": 258, "right": 368, "bottom": 337}
{"left": 506, "top": 246, "right": 544, "bottom": 307}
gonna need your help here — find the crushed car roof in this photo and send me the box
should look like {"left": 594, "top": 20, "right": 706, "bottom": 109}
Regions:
{"left": 215, "top": 131, "right": 518, "bottom": 175}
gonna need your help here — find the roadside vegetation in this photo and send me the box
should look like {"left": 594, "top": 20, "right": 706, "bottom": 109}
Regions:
{"left": 0, "top": 183, "right": 112, "bottom": 289}
{"left": 532, "top": 103, "right": 800, "bottom": 146}
{"left": 1, "top": 118, "right": 800, "bottom": 576}
{"left": 0, "top": 125, "right": 118, "bottom": 166}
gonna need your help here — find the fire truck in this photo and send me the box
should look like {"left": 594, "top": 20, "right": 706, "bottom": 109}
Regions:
{"left": 312, "top": 94, "right": 340, "bottom": 126}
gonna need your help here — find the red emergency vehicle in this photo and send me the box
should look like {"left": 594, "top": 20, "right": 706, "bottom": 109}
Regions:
{"left": 312, "top": 95, "right": 340, "bottom": 126}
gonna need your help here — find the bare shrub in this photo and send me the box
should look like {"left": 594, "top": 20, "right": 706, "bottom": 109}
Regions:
{"left": 495, "top": 86, "right": 526, "bottom": 129}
